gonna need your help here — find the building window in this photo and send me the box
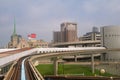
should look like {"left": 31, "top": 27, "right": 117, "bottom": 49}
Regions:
{"left": 105, "top": 35, "right": 107, "bottom": 37}
{"left": 109, "top": 34, "right": 111, "bottom": 37}
{"left": 112, "top": 34, "right": 114, "bottom": 37}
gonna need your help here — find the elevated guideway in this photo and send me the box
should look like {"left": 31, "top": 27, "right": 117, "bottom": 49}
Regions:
{"left": 0, "top": 47, "right": 109, "bottom": 67}
{"left": 0, "top": 47, "right": 106, "bottom": 75}
{"left": 52, "top": 40, "right": 101, "bottom": 47}
{"left": 0, "top": 48, "right": 34, "bottom": 76}
{"left": 0, "top": 48, "right": 36, "bottom": 67}
{"left": 1, "top": 47, "right": 120, "bottom": 80}
{"left": 0, "top": 48, "right": 17, "bottom": 58}
{"left": 0, "top": 48, "right": 17, "bottom": 53}
{"left": 2, "top": 47, "right": 120, "bottom": 68}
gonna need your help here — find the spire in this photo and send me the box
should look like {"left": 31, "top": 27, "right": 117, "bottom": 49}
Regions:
{"left": 13, "top": 17, "right": 16, "bottom": 36}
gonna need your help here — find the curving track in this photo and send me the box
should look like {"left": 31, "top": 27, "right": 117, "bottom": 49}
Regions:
{"left": 25, "top": 59, "right": 38, "bottom": 80}
{"left": 5, "top": 57, "right": 23, "bottom": 80}
{"left": 4, "top": 56, "right": 41, "bottom": 80}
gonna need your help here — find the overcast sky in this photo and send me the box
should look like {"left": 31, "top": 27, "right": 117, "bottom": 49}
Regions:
{"left": 1, "top": 0, "right": 120, "bottom": 47}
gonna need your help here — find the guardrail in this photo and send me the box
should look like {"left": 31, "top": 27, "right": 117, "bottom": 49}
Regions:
{"left": 4, "top": 60, "right": 18, "bottom": 80}
{"left": 29, "top": 60, "right": 44, "bottom": 80}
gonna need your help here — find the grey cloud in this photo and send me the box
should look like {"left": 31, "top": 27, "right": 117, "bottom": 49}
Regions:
{"left": 1, "top": 0, "right": 120, "bottom": 47}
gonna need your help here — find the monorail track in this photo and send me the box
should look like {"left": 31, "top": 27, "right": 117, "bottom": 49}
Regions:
{"left": 4, "top": 56, "right": 41, "bottom": 80}
{"left": 25, "top": 59, "right": 37, "bottom": 80}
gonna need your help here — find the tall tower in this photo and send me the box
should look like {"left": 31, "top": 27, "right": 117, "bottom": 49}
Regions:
{"left": 8, "top": 18, "right": 23, "bottom": 48}
{"left": 11, "top": 18, "right": 19, "bottom": 48}
{"left": 61, "top": 22, "right": 78, "bottom": 42}
{"left": 92, "top": 27, "right": 98, "bottom": 33}
{"left": 13, "top": 17, "right": 16, "bottom": 36}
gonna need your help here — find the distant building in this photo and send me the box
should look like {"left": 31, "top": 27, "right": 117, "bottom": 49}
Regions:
{"left": 80, "top": 27, "right": 101, "bottom": 41}
{"left": 79, "top": 27, "right": 101, "bottom": 47}
{"left": 8, "top": 19, "right": 48, "bottom": 48}
{"left": 101, "top": 26, "right": 120, "bottom": 61}
{"left": 92, "top": 26, "right": 99, "bottom": 32}
{"left": 17, "top": 38, "right": 30, "bottom": 48}
{"left": 28, "top": 39, "right": 48, "bottom": 48}
{"left": 27, "top": 33, "right": 48, "bottom": 48}
{"left": 53, "top": 31, "right": 61, "bottom": 43}
{"left": 61, "top": 22, "right": 78, "bottom": 42}
{"left": 8, "top": 20, "right": 25, "bottom": 48}
{"left": 53, "top": 22, "right": 78, "bottom": 43}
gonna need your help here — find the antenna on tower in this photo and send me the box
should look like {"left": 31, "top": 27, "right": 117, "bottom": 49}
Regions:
{"left": 13, "top": 17, "right": 16, "bottom": 36}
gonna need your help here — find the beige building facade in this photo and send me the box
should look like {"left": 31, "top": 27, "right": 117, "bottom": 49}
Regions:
{"left": 28, "top": 39, "right": 48, "bottom": 48}
{"left": 53, "top": 22, "right": 78, "bottom": 43}
{"left": 8, "top": 21, "right": 48, "bottom": 48}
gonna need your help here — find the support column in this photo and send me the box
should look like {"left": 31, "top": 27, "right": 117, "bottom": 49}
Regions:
{"left": 0, "top": 68, "right": 1, "bottom": 74}
{"left": 74, "top": 55, "right": 77, "bottom": 62}
{"left": 91, "top": 54, "right": 95, "bottom": 74}
{"left": 53, "top": 57, "right": 58, "bottom": 76}
{"left": 100, "top": 53, "right": 104, "bottom": 61}
{"left": 101, "top": 53, "right": 106, "bottom": 61}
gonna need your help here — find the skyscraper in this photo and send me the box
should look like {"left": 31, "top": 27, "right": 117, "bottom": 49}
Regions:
{"left": 92, "top": 26, "right": 99, "bottom": 32}
{"left": 53, "top": 22, "right": 78, "bottom": 43}
{"left": 53, "top": 31, "right": 61, "bottom": 43}
{"left": 61, "top": 22, "right": 78, "bottom": 42}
